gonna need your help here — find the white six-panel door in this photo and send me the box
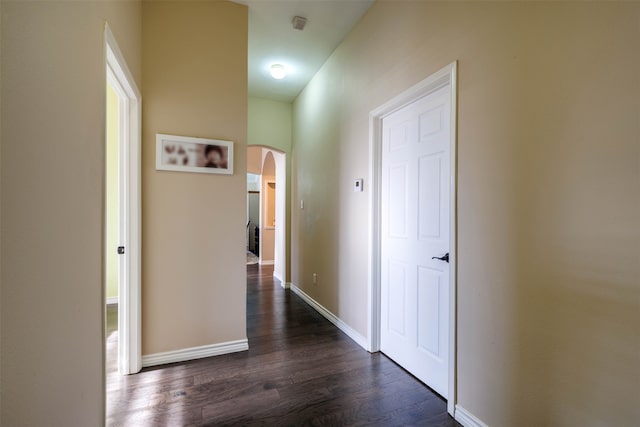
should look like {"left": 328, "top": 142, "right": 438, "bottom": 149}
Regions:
{"left": 380, "top": 84, "right": 451, "bottom": 397}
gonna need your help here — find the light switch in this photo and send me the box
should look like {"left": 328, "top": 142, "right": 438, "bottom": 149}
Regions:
{"left": 354, "top": 178, "right": 364, "bottom": 192}
{"left": 300, "top": 199, "right": 304, "bottom": 209}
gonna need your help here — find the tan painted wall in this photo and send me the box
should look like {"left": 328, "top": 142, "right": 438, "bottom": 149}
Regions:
{"left": 248, "top": 97, "right": 292, "bottom": 154}
{"left": 0, "top": 1, "right": 141, "bottom": 425}
{"left": 141, "top": 1, "right": 248, "bottom": 355}
{"left": 260, "top": 152, "right": 276, "bottom": 263}
{"left": 291, "top": 2, "right": 640, "bottom": 426}
{"left": 247, "top": 146, "right": 263, "bottom": 175}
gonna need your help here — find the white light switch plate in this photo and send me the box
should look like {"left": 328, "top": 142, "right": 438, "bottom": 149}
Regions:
{"left": 354, "top": 178, "right": 364, "bottom": 192}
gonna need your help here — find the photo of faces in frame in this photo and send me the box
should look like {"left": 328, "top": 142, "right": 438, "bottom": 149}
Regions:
{"left": 156, "top": 134, "right": 234, "bottom": 175}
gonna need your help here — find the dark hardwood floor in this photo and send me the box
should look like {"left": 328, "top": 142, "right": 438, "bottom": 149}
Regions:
{"left": 106, "top": 265, "right": 460, "bottom": 426}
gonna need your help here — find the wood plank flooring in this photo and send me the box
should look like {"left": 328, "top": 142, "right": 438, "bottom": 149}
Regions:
{"left": 106, "top": 265, "right": 460, "bottom": 426}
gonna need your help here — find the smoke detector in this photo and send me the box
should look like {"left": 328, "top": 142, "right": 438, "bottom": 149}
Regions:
{"left": 292, "top": 16, "right": 307, "bottom": 31}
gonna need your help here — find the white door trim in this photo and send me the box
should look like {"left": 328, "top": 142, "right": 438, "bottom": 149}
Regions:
{"left": 105, "top": 24, "right": 142, "bottom": 375}
{"left": 368, "top": 61, "right": 458, "bottom": 415}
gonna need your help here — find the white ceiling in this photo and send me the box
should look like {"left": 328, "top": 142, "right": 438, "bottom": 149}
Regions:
{"left": 237, "top": 0, "right": 375, "bottom": 103}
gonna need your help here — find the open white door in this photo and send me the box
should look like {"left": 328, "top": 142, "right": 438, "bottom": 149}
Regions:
{"left": 105, "top": 24, "right": 142, "bottom": 375}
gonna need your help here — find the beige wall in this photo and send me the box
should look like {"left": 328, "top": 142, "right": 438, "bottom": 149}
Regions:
{"left": 141, "top": 1, "right": 248, "bottom": 355}
{"left": 261, "top": 152, "right": 276, "bottom": 263}
{"left": 292, "top": 2, "right": 640, "bottom": 426}
{"left": 0, "top": 0, "right": 141, "bottom": 425}
{"left": 247, "top": 145, "right": 263, "bottom": 175}
{"left": 248, "top": 97, "right": 292, "bottom": 154}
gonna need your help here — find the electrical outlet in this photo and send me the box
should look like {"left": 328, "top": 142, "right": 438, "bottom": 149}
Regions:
{"left": 312, "top": 273, "right": 317, "bottom": 285}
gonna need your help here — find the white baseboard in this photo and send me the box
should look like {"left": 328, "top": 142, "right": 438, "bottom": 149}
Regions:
{"left": 142, "top": 339, "right": 248, "bottom": 368}
{"left": 259, "top": 260, "right": 274, "bottom": 266}
{"left": 273, "top": 270, "right": 283, "bottom": 282}
{"left": 273, "top": 272, "right": 290, "bottom": 289}
{"left": 290, "top": 284, "right": 368, "bottom": 351}
{"left": 455, "top": 405, "right": 489, "bottom": 427}
{"left": 106, "top": 296, "right": 118, "bottom": 305}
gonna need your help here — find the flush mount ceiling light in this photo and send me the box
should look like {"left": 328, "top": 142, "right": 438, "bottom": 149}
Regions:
{"left": 270, "top": 64, "right": 286, "bottom": 80}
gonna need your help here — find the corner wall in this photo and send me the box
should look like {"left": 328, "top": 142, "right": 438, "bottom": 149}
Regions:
{"left": 291, "top": 2, "right": 640, "bottom": 426}
{"left": 0, "top": 1, "right": 141, "bottom": 424}
{"left": 141, "top": 1, "right": 248, "bottom": 356}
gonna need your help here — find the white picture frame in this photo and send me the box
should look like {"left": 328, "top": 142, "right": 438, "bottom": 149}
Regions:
{"left": 155, "top": 133, "right": 234, "bottom": 175}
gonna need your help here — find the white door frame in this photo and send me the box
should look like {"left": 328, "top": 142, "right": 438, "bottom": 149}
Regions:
{"left": 368, "top": 61, "right": 458, "bottom": 415}
{"left": 105, "top": 24, "right": 142, "bottom": 375}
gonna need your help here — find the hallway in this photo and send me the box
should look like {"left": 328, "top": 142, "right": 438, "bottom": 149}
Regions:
{"left": 106, "top": 265, "right": 459, "bottom": 426}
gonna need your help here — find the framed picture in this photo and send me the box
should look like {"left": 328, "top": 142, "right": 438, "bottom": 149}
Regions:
{"left": 155, "top": 134, "right": 234, "bottom": 175}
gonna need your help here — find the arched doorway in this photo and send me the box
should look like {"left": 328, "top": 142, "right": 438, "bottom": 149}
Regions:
{"left": 247, "top": 146, "right": 287, "bottom": 285}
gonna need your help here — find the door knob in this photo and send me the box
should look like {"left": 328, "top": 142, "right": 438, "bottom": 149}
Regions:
{"left": 117, "top": 246, "right": 125, "bottom": 255}
{"left": 432, "top": 253, "right": 449, "bottom": 263}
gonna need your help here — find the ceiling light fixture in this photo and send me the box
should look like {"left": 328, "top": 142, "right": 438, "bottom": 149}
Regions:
{"left": 270, "top": 64, "right": 286, "bottom": 80}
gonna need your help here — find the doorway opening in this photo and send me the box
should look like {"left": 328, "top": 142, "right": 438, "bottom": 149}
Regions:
{"left": 104, "top": 24, "right": 142, "bottom": 380}
{"left": 105, "top": 76, "right": 120, "bottom": 379}
{"left": 368, "top": 62, "right": 458, "bottom": 416}
{"left": 247, "top": 172, "right": 260, "bottom": 262}
{"left": 247, "top": 146, "right": 287, "bottom": 286}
